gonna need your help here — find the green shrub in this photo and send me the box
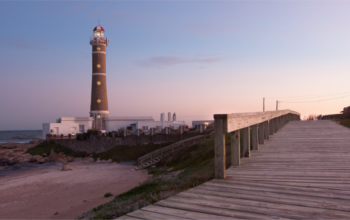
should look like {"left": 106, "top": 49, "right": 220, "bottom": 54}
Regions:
{"left": 26, "top": 141, "right": 89, "bottom": 158}
{"left": 104, "top": 192, "right": 113, "bottom": 198}
{"left": 87, "top": 129, "right": 99, "bottom": 136}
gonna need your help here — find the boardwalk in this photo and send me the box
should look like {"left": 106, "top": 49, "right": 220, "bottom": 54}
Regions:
{"left": 119, "top": 120, "right": 350, "bottom": 219}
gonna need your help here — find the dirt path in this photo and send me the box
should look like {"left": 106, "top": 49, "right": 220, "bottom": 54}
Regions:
{"left": 0, "top": 161, "right": 149, "bottom": 219}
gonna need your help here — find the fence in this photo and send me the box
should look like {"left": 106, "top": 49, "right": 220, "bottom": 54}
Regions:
{"left": 214, "top": 109, "right": 300, "bottom": 179}
{"left": 126, "top": 125, "right": 205, "bottom": 137}
{"left": 46, "top": 134, "right": 76, "bottom": 140}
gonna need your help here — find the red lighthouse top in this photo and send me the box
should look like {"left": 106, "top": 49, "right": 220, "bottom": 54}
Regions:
{"left": 93, "top": 24, "right": 105, "bottom": 32}
{"left": 90, "top": 23, "right": 109, "bottom": 45}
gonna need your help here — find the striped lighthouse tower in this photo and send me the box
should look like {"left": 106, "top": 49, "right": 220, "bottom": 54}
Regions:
{"left": 89, "top": 24, "right": 110, "bottom": 130}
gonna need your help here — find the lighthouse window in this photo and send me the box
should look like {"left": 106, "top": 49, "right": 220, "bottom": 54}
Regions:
{"left": 97, "top": 47, "right": 101, "bottom": 51}
{"left": 97, "top": 81, "right": 101, "bottom": 85}
{"left": 97, "top": 64, "right": 101, "bottom": 68}
{"left": 97, "top": 99, "right": 101, "bottom": 103}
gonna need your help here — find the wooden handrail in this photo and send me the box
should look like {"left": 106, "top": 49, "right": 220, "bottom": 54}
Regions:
{"left": 214, "top": 109, "right": 301, "bottom": 179}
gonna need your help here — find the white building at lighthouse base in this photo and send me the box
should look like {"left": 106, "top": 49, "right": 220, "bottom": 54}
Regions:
{"left": 42, "top": 113, "right": 185, "bottom": 139}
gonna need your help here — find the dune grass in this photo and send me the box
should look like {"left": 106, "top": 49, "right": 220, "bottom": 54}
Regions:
{"left": 78, "top": 134, "right": 233, "bottom": 219}
{"left": 92, "top": 142, "right": 174, "bottom": 163}
{"left": 339, "top": 119, "right": 350, "bottom": 129}
{"left": 27, "top": 140, "right": 174, "bottom": 164}
{"left": 26, "top": 141, "right": 89, "bottom": 158}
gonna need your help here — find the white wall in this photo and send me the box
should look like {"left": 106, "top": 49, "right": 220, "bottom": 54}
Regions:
{"left": 104, "top": 118, "right": 186, "bottom": 132}
{"left": 42, "top": 122, "right": 80, "bottom": 139}
{"left": 42, "top": 123, "right": 50, "bottom": 140}
{"left": 136, "top": 121, "right": 186, "bottom": 131}
{"left": 105, "top": 120, "right": 139, "bottom": 132}
{"left": 60, "top": 117, "right": 93, "bottom": 132}
{"left": 104, "top": 117, "right": 154, "bottom": 132}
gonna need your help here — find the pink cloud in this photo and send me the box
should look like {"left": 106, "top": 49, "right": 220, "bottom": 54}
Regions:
{"left": 138, "top": 55, "right": 223, "bottom": 68}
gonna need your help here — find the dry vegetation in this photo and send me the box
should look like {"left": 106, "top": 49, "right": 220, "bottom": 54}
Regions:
{"left": 303, "top": 114, "right": 318, "bottom": 120}
{"left": 78, "top": 135, "right": 234, "bottom": 219}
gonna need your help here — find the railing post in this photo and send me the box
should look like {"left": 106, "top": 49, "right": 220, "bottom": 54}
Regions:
{"left": 258, "top": 122, "right": 264, "bottom": 145}
{"left": 231, "top": 130, "right": 240, "bottom": 167}
{"left": 264, "top": 120, "right": 270, "bottom": 140}
{"left": 270, "top": 119, "right": 274, "bottom": 135}
{"left": 252, "top": 124, "right": 259, "bottom": 150}
{"left": 274, "top": 117, "right": 279, "bottom": 133}
{"left": 242, "top": 127, "right": 250, "bottom": 157}
{"left": 214, "top": 117, "right": 226, "bottom": 179}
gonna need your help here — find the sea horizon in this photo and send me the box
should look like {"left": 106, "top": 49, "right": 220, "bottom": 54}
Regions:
{"left": 0, "top": 130, "right": 43, "bottom": 144}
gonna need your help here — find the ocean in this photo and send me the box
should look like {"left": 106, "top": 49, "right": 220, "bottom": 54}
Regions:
{"left": 0, "top": 130, "right": 42, "bottom": 144}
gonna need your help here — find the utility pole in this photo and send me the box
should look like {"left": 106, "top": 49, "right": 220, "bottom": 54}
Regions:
{"left": 276, "top": 100, "right": 278, "bottom": 111}
{"left": 263, "top": 97, "right": 265, "bottom": 112}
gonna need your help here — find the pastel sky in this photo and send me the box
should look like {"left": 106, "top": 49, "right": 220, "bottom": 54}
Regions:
{"left": 1, "top": 1, "right": 350, "bottom": 130}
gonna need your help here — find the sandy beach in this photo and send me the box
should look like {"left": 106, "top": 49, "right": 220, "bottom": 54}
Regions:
{"left": 0, "top": 161, "right": 149, "bottom": 219}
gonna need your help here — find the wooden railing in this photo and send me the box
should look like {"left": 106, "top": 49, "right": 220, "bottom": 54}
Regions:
{"left": 138, "top": 133, "right": 214, "bottom": 166}
{"left": 214, "top": 109, "right": 300, "bottom": 179}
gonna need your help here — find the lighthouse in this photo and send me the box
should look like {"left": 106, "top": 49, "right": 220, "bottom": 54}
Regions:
{"left": 89, "top": 24, "right": 110, "bottom": 130}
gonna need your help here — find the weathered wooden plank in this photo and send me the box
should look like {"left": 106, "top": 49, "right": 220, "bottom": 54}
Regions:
{"left": 231, "top": 130, "right": 240, "bottom": 167}
{"left": 214, "top": 118, "right": 225, "bottom": 179}
{"left": 274, "top": 117, "right": 279, "bottom": 132}
{"left": 258, "top": 122, "right": 264, "bottom": 144}
{"left": 166, "top": 194, "right": 320, "bottom": 219}
{"left": 186, "top": 188, "right": 350, "bottom": 214}
{"left": 156, "top": 200, "right": 281, "bottom": 219}
{"left": 215, "top": 110, "right": 300, "bottom": 133}
{"left": 143, "top": 204, "right": 236, "bottom": 219}
{"left": 174, "top": 191, "right": 350, "bottom": 219}
{"left": 118, "top": 215, "right": 142, "bottom": 220}
{"left": 252, "top": 124, "right": 259, "bottom": 150}
{"left": 128, "top": 209, "right": 191, "bottom": 220}
{"left": 205, "top": 180, "right": 350, "bottom": 199}
{"left": 195, "top": 184, "right": 350, "bottom": 208}
{"left": 264, "top": 120, "right": 269, "bottom": 139}
{"left": 242, "top": 127, "right": 250, "bottom": 157}
{"left": 270, "top": 118, "right": 274, "bottom": 135}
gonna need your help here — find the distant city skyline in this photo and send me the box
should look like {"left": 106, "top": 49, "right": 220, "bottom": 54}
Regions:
{"left": 1, "top": 1, "right": 350, "bottom": 130}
